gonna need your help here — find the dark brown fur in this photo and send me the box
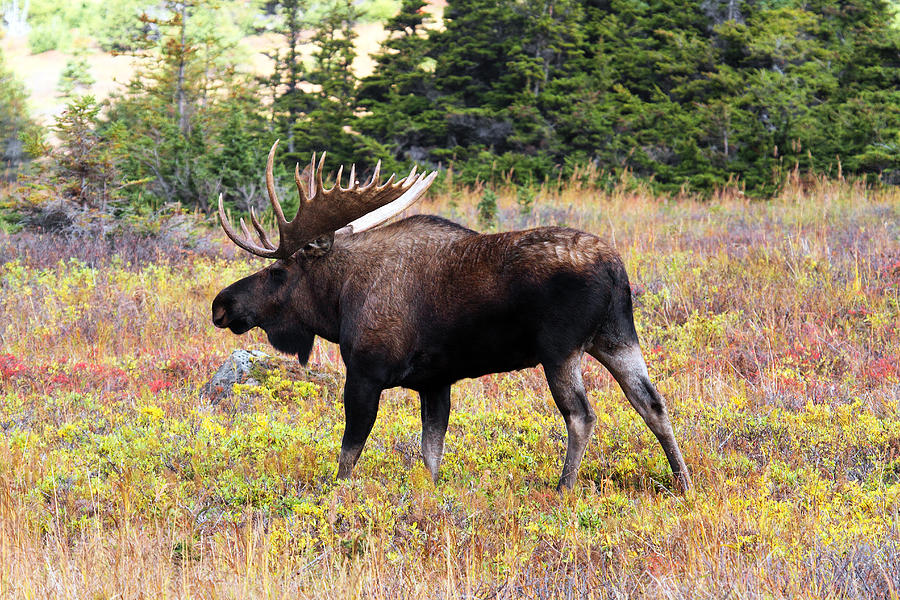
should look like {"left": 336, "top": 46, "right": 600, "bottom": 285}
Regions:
{"left": 212, "top": 215, "right": 691, "bottom": 491}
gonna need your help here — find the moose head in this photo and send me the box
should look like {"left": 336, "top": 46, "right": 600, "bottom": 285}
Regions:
{"left": 212, "top": 141, "right": 436, "bottom": 361}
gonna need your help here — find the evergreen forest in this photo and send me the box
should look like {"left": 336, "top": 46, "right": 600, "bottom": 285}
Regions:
{"left": 1, "top": 0, "right": 899, "bottom": 224}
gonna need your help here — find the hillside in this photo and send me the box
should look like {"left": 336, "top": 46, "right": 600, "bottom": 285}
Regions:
{"left": 1, "top": 0, "right": 446, "bottom": 125}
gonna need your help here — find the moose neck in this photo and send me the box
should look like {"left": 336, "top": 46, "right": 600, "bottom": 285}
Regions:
{"left": 292, "top": 243, "right": 353, "bottom": 345}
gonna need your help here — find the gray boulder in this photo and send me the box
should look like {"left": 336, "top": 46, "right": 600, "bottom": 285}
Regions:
{"left": 201, "top": 349, "right": 269, "bottom": 402}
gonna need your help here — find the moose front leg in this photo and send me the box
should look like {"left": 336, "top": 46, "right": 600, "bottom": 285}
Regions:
{"left": 336, "top": 373, "right": 382, "bottom": 480}
{"left": 419, "top": 385, "right": 451, "bottom": 482}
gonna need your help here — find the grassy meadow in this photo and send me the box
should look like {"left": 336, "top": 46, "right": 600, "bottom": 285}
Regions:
{"left": 1, "top": 176, "right": 899, "bottom": 598}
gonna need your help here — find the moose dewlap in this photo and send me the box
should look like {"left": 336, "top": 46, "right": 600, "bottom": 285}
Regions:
{"left": 212, "top": 142, "right": 692, "bottom": 492}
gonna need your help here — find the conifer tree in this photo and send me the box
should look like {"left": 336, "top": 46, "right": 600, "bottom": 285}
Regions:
{"left": 356, "top": 0, "right": 434, "bottom": 162}
{"left": 262, "top": 0, "right": 310, "bottom": 154}
{"left": 53, "top": 96, "right": 121, "bottom": 209}
{"left": 58, "top": 55, "right": 95, "bottom": 98}
{"left": 290, "top": 0, "right": 362, "bottom": 168}
{"left": 811, "top": 0, "right": 900, "bottom": 182}
{"left": 0, "top": 46, "right": 33, "bottom": 180}
{"left": 106, "top": 0, "right": 261, "bottom": 210}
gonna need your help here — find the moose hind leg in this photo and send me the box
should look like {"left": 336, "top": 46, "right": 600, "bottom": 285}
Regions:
{"left": 336, "top": 372, "right": 382, "bottom": 480}
{"left": 590, "top": 344, "right": 692, "bottom": 491}
{"left": 544, "top": 355, "right": 597, "bottom": 491}
{"left": 419, "top": 385, "right": 451, "bottom": 482}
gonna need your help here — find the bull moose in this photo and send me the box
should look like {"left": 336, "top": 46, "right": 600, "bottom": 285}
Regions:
{"left": 212, "top": 142, "right": 692, "bottom": 491}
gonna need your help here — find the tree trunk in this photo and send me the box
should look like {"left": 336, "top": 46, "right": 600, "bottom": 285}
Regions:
{"left": 176, "top": 3, "right": 188, "bottom": 135}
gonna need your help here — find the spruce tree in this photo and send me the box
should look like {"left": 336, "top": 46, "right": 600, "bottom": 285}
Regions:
{"left": 0, "top": 46, "right": 34, "bottom": 181}
{"left": 53, "top": 96, "right": 121, "bottom": 210}
{"left": 356, "top": 0, "right": 435, "bottom": 162}
{"left": 58, "top": 55, "right": 96, "bottom": 98}
{"left": 262, "top": 0, "right": 310, "bottom": 155}
{"left": 291, "top": 0, "right": 363, "bottom": 168}
{"left": 105, "top": 0, "right": 261, "bottom": 211}
{"left": 812, "top": 0, "right": 900, "bottom": 182}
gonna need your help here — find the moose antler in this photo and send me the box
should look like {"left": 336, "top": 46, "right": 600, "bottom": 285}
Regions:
{"left": 218, "top": 141, "right": 438, "bottom": 258}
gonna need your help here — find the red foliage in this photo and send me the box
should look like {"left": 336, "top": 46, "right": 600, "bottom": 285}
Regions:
{"left": 778, "top": 375, "right": 807, "bottom": 394}
{"left": 868, "top": 357, "right": 899, "bottom": 382}
{"left": 0, "top": 358, "right": 132, "bottom": 394}
{"left": 884, "top": 260, "right": 900, "bottom": 284}
{"left": 149, "top": 379, "right": 173, "bottom": 393}
{"left": 49, "top": 373, "right": 76, "bottom": 387}
{"left": 163, "top": 352, "right": 201, "bottom": 379}
{"left": 0, "top": 354, "right": 26, "bottom": 379}
{"left": 784, "top": 343, "right": 824, "bottom": 370}
{"left": 88, "top": 365, "right": 129, "bottom": 392}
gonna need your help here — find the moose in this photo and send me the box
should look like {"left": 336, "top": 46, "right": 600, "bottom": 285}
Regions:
{"left": 212, "top": 142, "right": 692, "bottom": 492}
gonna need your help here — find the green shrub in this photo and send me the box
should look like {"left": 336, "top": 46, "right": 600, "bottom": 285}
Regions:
{"left": 28, "top": 17, "right": 71, "bottom": 53}
{"left": 58, "top": 57, "right": 95, "bottom": 96}
{"left": 516, "top": 186, "right": 535, "bottom": 216}
{"left": 477, "top": 188, "right": 498, "bottom": 230}
{"left": 360, "top": 0, "right": 401, "bottom": 21}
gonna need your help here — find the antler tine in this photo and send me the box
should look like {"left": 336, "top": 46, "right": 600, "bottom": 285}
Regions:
{"left": 360, "top": 160, "right": 382, "bottom": 191}
{"left": 315, "top": 152, "right": 327, "bottom": 198}
{"left": 307, "top": 152, "right": 317, "bottom": 200}
{"left": 265, "top": 142, "right": 289, "bottom": 230}
{"left": 347, "top": 164, "right": 357, "bottom": 189}
{"left": 401, "top": 165, "right": 418, "bottom": 187}
{"left": 385, "top": 165, "right": 417, "bottom": 190}
{"left": 294, "top": 163, "right": 308, "bottom": 204}
{"left": 376, "top": 172, "right": 396, "bottom": 190}
{"left": 218, "top": 194, "right": 280, "bottom": 257}
{"left": 239, "top": 216, "right": 255, "bottom": 241}
{"left": 249, "top": 207, "right": 276, "bottom": 250}
{"left": 333, "top": 165, "right": 344, "bottom": 193}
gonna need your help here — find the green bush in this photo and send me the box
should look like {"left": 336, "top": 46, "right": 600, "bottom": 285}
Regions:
{"left": 477, "top": 188, "right": 498, "bottom": 230}
{"left": 96, "top": 1, "right": 153, "bottom": 52}
{"left": 516, "top": 186, "right": 535, "bottom": 216}
{"left": 28, "top": 17, "right": 72, "bottom": 53}
{"left": 360, "top": 0, "right": 401, "bottom": 22}
{"left": 58, "top": 57, "right": 95, "bottom": 96}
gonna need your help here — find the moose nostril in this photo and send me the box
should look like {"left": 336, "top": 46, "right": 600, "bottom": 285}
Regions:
{"left": 212, "top": 304, "right": 228, "bottom": 327}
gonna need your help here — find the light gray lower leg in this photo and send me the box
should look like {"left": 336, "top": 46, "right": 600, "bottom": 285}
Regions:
{"left": 590, "top": 345, "right": 692, "bottom": 491}
{"left": 545, "top": 355, "right": 597, "bottom": 491}
{"left": 419, "top": 385, "right": 451, "bottom": 482}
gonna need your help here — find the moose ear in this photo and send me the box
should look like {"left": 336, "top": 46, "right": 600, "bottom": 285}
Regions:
{"left": 301, "top": 233, "right": 334, "bottom": 258}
